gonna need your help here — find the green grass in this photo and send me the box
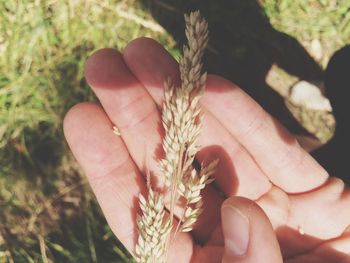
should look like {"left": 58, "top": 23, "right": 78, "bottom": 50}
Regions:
{"left": 1, "top": 0, "right": 349, "bottom": 262}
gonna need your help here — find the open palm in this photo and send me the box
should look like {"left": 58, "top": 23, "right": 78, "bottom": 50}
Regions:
{"left": 64, "top": 38, "right": 350, "bottom": 263}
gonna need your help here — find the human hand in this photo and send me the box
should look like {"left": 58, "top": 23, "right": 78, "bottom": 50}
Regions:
{"left": 63, "top": 38, "right": 350, "bottom": 263}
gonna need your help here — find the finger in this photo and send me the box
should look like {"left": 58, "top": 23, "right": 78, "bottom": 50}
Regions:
{"left": 287, "top": 177, "right": 350, "bottom": 240}
{"left": 204, "top": 76, "right": 329, "bottom": 193}
{"left": 257, "top": 178, "right": 350, "bottom": 259}
{"left": 285, "top": 232, "right": 350, "bottom": 263}
{"left": 84, "top": 48, "right": 223, "bottom": 241}
{"left": 221, "top": 197, "right": 283, "bottom": 263}
{"left": 123, "top": 37, "right": 271, "bottom": 199}
{"left": 63, "top": 103, "right": 193, "bottom": 261}
{"left": 123, "top": 37, "right": 328, "bottom": 194}
{"left": 63, "top": 102, "right": 147, "bottom": 252}
{"left": 314, "top": 232, "right": 350, "bottom": 262}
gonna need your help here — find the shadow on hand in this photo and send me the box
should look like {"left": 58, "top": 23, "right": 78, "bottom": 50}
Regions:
{"left": 276, "top": 226, "right": 350, "bottom": 262}
{"left": 196, "top": 145, "right": 238, "bottom": 197}
{"left": 312, "top": 45, "right": 350, "bottom": 183}
{"left": 140, "top": 0, "right": 323, "bottom": 134}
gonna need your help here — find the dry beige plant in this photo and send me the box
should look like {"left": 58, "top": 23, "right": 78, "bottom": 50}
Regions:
{"left": 135, "top": 11, "right": 218, "bottom": 263}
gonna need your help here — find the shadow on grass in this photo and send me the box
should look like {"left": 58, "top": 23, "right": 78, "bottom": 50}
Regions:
{"left": 141, "top": 0, "right": 323, "bottom": 134}
{"left": 312, "top": 45, "right": 350, "bottom": 183}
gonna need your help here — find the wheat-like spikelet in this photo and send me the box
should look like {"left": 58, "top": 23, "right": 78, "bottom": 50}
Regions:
{"left": 160, "top": 10, "right": 214, "bottom": 230}
{"left": 135, "top": 186, "right": 172, "bottom": 263}
{"left": 136, "top": 10, "right": 216, "bottom": 263}
{"left": 160, "top": 11, "right": 209, "bottom": 189}
{"left": 177, "top": 159, "right": 218, "bottom": 232}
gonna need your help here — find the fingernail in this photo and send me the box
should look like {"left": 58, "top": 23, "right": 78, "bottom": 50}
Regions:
{"left": 222, "top": 205, "right": 250, "bottom": 257}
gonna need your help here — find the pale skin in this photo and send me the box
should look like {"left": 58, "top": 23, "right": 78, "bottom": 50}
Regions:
{"left": 63, "top": 37, "right": 350, "bottom": 263}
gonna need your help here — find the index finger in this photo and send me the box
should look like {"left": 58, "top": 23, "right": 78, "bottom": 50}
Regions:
{"left": 63, "top": 103, "right": 193, "bottom": 261}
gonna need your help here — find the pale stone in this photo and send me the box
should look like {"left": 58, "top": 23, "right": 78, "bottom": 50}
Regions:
{"left": 290, "top": 81, "right": 332, "bottom": 111}
{"left": 310, "top": 39, "right": 323, "bottom": 61}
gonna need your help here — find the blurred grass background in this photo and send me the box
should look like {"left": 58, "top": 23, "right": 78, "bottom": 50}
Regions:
{"left": 0, "top": 0, "right": 349, "bottom": 262}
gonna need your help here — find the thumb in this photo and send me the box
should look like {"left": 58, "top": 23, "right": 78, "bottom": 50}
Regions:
{"left": 221, "top": 196, "right": 283, "bottom": 263}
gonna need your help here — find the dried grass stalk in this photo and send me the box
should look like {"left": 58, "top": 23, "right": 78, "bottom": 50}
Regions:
{"left": 135, "top": 186, "right": 172, "bottom": 263}
{"left": 135, "top": 11, "right": 218, "bottom": 263}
